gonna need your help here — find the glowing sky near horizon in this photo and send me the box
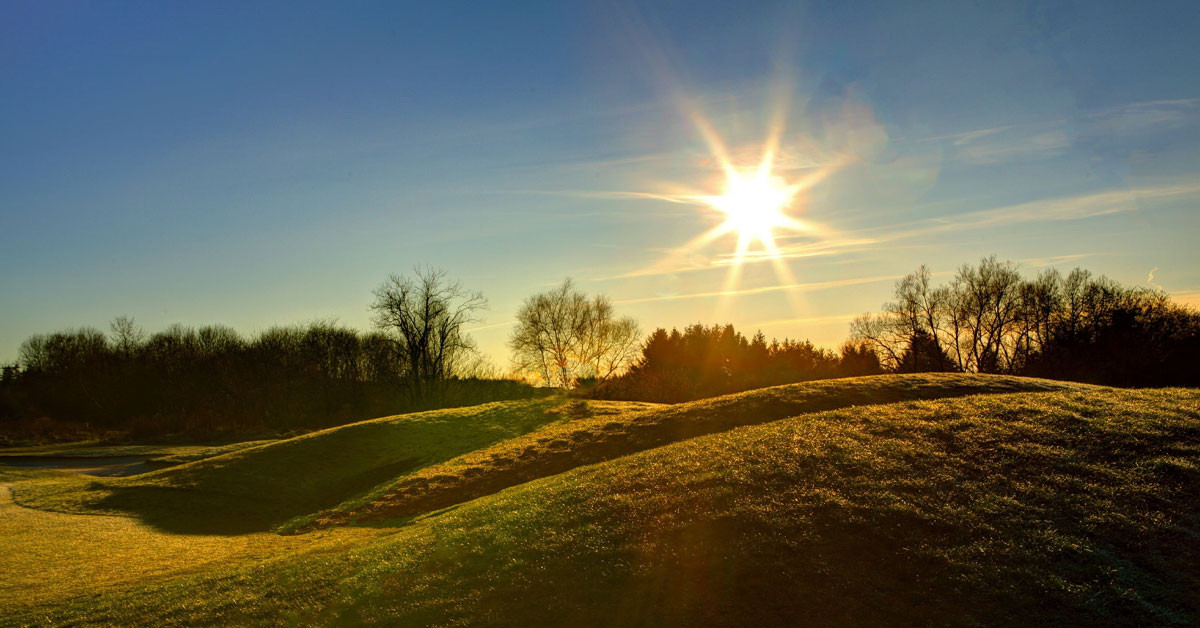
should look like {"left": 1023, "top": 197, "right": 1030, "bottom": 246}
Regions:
{"left": 2, "top": 1, "right": 1199, "bottom": 367}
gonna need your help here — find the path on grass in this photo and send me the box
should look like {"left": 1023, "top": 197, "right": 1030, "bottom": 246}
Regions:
{"left": 0, "top": 484, "right": 385, "bottom": 612}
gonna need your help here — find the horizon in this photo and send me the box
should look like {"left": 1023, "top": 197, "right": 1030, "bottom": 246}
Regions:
{"left": 3, "top": 1, "right": 1200, "bottom": 367}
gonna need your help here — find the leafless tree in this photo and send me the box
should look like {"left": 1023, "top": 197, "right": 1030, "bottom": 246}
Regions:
{"left": 509, "top": 279, "right": 640, "bottom": 387}
{"left": 109, "top": 315, "right": 145, "bottom": 357}
{"left": 1009, "top": 269, "right": 1063, "bottom": 371}
{"left": 509, "top": 279, "right": 587, "bottom": 387}
{"left": 853, "top": 257, "right": 1027, "bottom": 373}
{"left": 849, "top": 312, "right": 905, "bottom": 370}
{"left": 851, "top": 265, "right": 947, "bottom": 370}
{"left": 578, "top": 299, "right": 641, "bottom": 382}
{"left": 949, "top": 256, "right": 1023, "bottom": 372}
{"left": 371, "top": 267, "right": 487, "bottom": 401}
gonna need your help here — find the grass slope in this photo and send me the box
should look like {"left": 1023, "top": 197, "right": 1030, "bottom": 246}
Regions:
{"left": 0, "top": 476, "right": 384, "bottom": 610}
{"left": 298, "top": 373, "right": 1085, "bottom": 531}
{"left": 12, "top": 398, "right": 654, "bottom": 533}
{"left": 7, "top": 384, "right": 1198, "bottom": 627}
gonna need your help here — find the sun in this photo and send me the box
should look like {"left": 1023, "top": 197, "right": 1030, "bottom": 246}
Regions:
{"left": 621, "top": 105, "right": 848, "bottom": 306}
{"left": 704, "top": 169, "right": 804, "bottom": 248}
{"left": 689, "top": 156, "right": 813, "bottom": 269}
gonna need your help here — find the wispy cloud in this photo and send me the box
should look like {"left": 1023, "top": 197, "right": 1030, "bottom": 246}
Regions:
{"left": 710, "top": 237, "right": 882, "bottom": 267}
{"left": 750, "top": 312, "right": 862, "bottom": 328}
{"left": 510, "top": 189, "right": 698, "bottom": 204}
{"left": 559, "top": 95, "right": 1200, "bottom": 286}
{"left": 613, "top": 274, "right": 902, "bottom": 305}
{"left": 602, "top": 235, "right": 880, "bottom": 281}
{"left": 1148, "top": 267, "right": 1162, "bottom": 290}
{"left": 465, "top": 321, "right": 514, "bottom": 333}
{"left": 1087, "top": 98, "right": 1200, "bottom": 136}
{"left": 617, "top": 181, "right": 1200, "bottom": 281}
{"left": 503, "top": 152, "right": 673, "bottom": 175}
{"left": 1019, "top": 253, "right": 1095, "bottom": 268}
{"left": 921, "top": 98, "right": 1200, "bottom": 166}
{"left": 953, "top": 127, "right": 1070, "bottom": 165}
{"left": 921, "top": 124, "right": 1016, "bottom": 145}
{"left": 921, "top": 118, "right": 1069, "bottom": 165}
{"left": 889, "top": 183, "right": 1200, "bottom": 240}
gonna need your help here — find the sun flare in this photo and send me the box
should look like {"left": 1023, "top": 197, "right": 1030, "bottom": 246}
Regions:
{"left": 686, "top": 150, "right": 820, "bottom": 278}
{"left": 626, "top": 101, "right": 849, "bottom": 308}
{"left": 703, "top": 169, "right": 805, "bottom": 250}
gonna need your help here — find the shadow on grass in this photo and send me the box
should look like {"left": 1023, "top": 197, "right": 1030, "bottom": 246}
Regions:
{"left": 92, "top": 457, "right": 424, "bottom": 535}
{"left": 314, "top": 374, "right": 1087, "bottom": 530}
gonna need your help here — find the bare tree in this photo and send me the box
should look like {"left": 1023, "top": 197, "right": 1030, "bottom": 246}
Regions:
{"left": 109, "top": 315, "right": 145, "bottom": 357}
{"left": 371, "top": 267, "right": 487, "bottom": 401}
{"left": 852, "top": 265, "right": 952, "bottom": 371}
{"left": 893, "top": 265, "right": 945, "bottom": 343}
{"left": 509, "top": 279, "right": 587, "bottom": 387}
{"left": 578, "top": 299, "right": 641, "bottom": 382}
{"left": 849, "top": 312, "right": 905, "bottom": 370}
{"left": 949, "top": 256, "right": 1023, "bottom": 372}
{"left": 854, "top": 257, "right": 1060, "bottom": 374}
{"left": 1009, "top": 269, "right": 1063, "bottom": 371}
{"left": 509, "top": 279, "right": 640, "bottom": 387}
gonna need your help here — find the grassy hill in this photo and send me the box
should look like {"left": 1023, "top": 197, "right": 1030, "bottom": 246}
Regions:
{"left": 3, "top": 374, "right": 1198, "bottom": 626}
{"left": 12, "top": 397, "right": 656, "bottom": 533}
{"left": 291, "top": 373, "right": 1084, "bottom": 532}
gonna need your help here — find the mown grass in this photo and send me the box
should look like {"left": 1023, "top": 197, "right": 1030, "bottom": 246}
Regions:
{"left": 6, "top": 385, "right": 1197, "bottom": 627}
{"left": 0, "top": 470, "right": 385, "bottom": 610}
{"left": 296, "top": 373, "right": 1085, "bottom": 531}
{"left": 12, "top": 397, "right": 653, "bottom": 534}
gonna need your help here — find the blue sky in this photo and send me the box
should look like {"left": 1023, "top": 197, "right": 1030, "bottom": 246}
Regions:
{"left": 2, "top": 1, "right": 1199, "bottom": 366}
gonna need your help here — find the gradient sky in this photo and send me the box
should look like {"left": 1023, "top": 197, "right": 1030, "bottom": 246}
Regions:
{"left": 3, "top": 1, "right": 1199, "bottom": 367}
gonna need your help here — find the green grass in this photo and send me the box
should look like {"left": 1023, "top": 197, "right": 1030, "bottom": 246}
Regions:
{"left": 3, "top": 375, "right": 1198, "bottom": 626}
{"left": 0, "top": 472, "right": 385, "bottom": 611}
{"left": 296, "top": 373, "right": 1085, "bottom": 531}
{"left": 11, "top": 397, "right": 652, "bottom": 534}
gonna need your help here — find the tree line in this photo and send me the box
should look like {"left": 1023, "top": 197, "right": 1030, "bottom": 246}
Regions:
{"left": 0, "top": 268, "right": 539, "bottom": 441}
{"left": 4, "top": 257, "right": 1195, "bottom": 442}
{"left": 851, "top": 256, "right": 1200, "bottom": 386}
{"left": 539, "top": 256, "right": 1199, "bottom": 401}
{"left": 1, "top": 318, "right": 539, "bottom": 440}
{"left": 506, "top": 279, "right": 883, "bottom": 402}
{"left": 7, "top": 321, "right": 398, "bottom": 433}
{"left": 585, "top": 325, "right": 882, "bottom": 402}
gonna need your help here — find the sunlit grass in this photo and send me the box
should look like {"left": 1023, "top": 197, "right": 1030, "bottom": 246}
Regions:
{"left": 3, "top": 375, "right": 1198, "bottom": 626}
{"left": 296, "top": 373, "right": 1083, "bottom": 531}
{"left": 4, "top": 383, "right": 1197, "bottom": 626}
{"left": 0, "top": 472, "right": 383, "bottom": 610}
{"left": 11, "top": 397, "right": 645, "bottom": 534}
